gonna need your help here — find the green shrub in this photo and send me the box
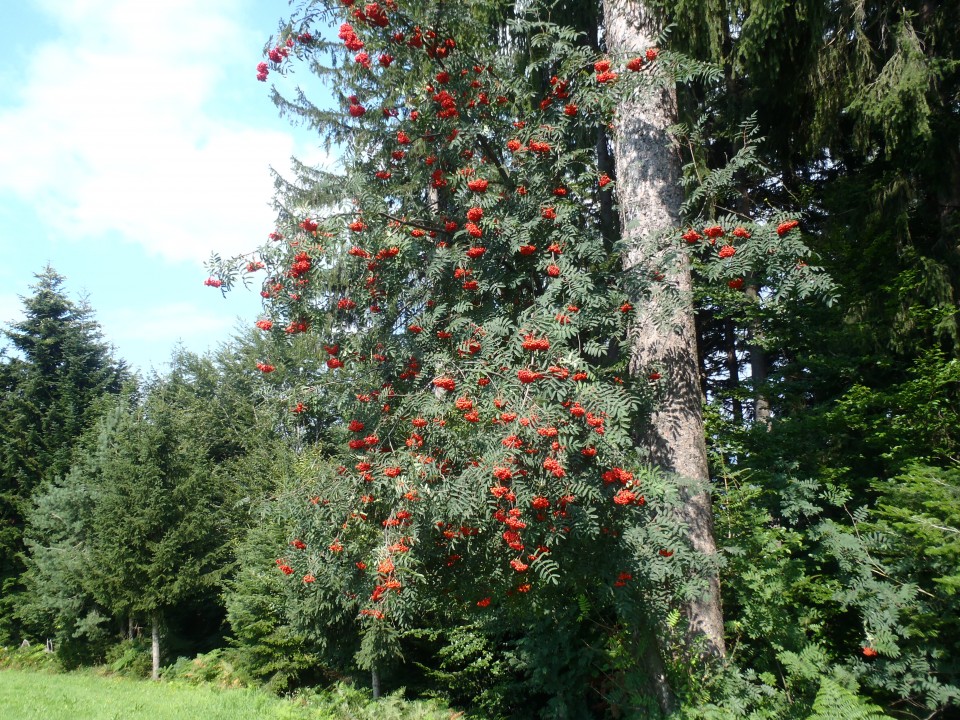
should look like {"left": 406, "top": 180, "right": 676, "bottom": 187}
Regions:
{"left": 105, "top": 638, "right": 153, "bottom": 678}
{"left": 298, "top": 683, "right": 457, "bottom": 720}
{"left": 161, "top": 648, "right": 249, "bottom": 688}
{"left": 0, "top": 643, "right": 61, "bottom": 672}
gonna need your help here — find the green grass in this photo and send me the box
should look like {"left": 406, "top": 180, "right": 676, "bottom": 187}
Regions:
{"left": 0, "top": 669, "right": 313, "bottom": 720}
{"left": 0, "top": 668, "right": 459, "bottom": 720}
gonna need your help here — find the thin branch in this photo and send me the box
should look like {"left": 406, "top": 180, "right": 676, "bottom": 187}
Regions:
{"left": 475, "top": 135, "right": 516, "bottom": 191}
{"left": 376, "top": 212, "right": 446, "bottom": 234}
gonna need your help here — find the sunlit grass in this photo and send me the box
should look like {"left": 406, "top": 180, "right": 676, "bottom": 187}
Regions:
{"left": 0, "top": 669, "right": 312, "bottom": 720}
{"left": 0, "top": 668, "right": 460, "bottom": 720}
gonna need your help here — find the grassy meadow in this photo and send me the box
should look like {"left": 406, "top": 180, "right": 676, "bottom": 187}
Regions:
{"left": 0, "top": 668, "right": 458, "bottom": 720}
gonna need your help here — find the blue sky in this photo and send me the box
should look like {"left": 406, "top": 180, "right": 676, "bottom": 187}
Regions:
{"left": 0, "top": 0, "right": 331, "bottom": 374}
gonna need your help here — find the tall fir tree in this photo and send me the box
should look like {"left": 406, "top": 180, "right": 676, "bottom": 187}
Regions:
{"left": 601, "top": 3, "right": 725, "bottom": 709}
{"left": 0, "top": 266, "right": 126, "bottom": 644}
{"left": 651, "top": 1, "right": 960, "bottom": 713}
{"left": 21, "top": 338, "right": 304, "bottom": 672}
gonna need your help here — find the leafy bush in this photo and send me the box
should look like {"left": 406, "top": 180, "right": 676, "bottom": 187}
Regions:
{"left": 297, "top": 683, "right": 456, "bottom": 720}
{"left": 105, "top": 638, "right": 153, "bottom": 679}
{"left": 0, "top": 643, "right": 61, "bottom": 672}
{"left": 161, "top": 648, "right": 249, "bottom": 688}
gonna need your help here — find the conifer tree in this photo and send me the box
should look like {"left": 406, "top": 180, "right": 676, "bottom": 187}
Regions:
{"left": 22, "top": 339, "right": 301, "bottom": 671}
{"left": 18, "top": 462, "right": 107, "bottom": 666}
{"left": 0, "top": 266, "right": 126, "bottom": 643}
{"left": 655, "top": 2, "right": 960, "bottom": 712}
{"left": 75, "top": 390, "right": 233, "bottom": 679}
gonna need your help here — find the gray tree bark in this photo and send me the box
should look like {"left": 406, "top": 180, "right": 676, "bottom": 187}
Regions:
{"left": 151, "top": 611, "right": 161, "bottom": 681}
{"left": 745, "top": 284, "right": 771, "bottom": 426}
{"left": 603, "top": 0, "right": 726, "bottom": 668}
{"left": 724, "top": 317, "right": 743, "bottom": 424}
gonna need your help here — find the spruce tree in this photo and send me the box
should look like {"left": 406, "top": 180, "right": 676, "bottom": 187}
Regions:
{"left": 76, "top": 391, "right": 232, "bottom": 679}
{"left": 21, "top": 339, "right": 300, "bottom": 671}
{"left": 0, "top": 266, "right": 126, "bottom": 644}
{"left": 654, "top": 2, "right": 960, "bottom": 712}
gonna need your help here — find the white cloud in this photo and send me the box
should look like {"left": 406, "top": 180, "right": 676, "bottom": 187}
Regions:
{"left": 102, "top": 301, "right": 233, "bottom": 344}
{"left": 0, "top": 0, "right": 317, "bottom": 265}
{"left": 99, "top": 299, "right": 253, "bottom": 372}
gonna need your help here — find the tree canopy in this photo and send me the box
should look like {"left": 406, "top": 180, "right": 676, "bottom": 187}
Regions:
{"left": 0, "top": 266, "right": 127, "bottom": 644}
{"left": 2, "top": 0, "right": 958, "bottom": 717}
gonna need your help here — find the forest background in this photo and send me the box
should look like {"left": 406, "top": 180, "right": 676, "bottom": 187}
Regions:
{"left": 1, "top": 0, "right": 958, "bottom": 718}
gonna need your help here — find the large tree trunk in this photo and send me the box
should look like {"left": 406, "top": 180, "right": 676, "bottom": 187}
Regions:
{"left": 603, "top": 0, "right": 726, "bottom": 668}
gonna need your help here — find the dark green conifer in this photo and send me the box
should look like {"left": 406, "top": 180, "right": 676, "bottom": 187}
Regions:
{"left": 0, "top": 266, "right": 126, "bottom": 643}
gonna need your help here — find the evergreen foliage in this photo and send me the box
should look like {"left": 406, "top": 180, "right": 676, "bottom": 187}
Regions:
{"left": 654, "top": 2, "right": 960, "bottom": 715}
{"left": 0, "top": 266, "right": 126, "bottom": 644}
{"left": 19, "top": 341, "right": 299, "bottom": 668}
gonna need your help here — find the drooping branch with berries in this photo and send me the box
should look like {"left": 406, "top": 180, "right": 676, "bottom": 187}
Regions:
{"left": 208, "top": 0, "right": 833, "bottom": 680}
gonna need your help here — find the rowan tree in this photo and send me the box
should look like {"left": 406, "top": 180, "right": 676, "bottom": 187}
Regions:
{"left": 212, "top": 0, "right": 830, "bottom": 708}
